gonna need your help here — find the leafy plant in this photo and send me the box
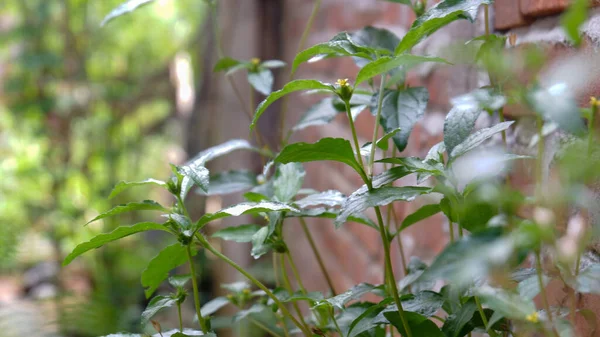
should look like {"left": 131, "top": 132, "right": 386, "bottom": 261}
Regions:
{"left": 64, "top": 0, "right": 600, "bottom": 336}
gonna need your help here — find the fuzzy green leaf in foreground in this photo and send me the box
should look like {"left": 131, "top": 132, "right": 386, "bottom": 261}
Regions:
{"left": 213, "top": 57, "right": 243, "bottom": 73}
{"left": 449, "top": 121, "right": 514, "bottom": 160}
{"left": 109, "top": 179, "right": 168, "bottom": 199}
{"left": 561, "top": 0, "right": 587, "bottom": 46}
{"left": 335, "top": 186, "right": 431, "bottom": 227}
{"left": 141, "top": 243, "right": 192, "bottom": 298}
{"left": 141, "top": 295, "right": 176, "bottom": 325}
{"left": 276, "top": 138, "right": 367, "bottom": 181}
{"left": 251, "top": 80, "right": 335, "bottom": 130}
{"left": 101, "top": 0, "right": 155, "bottom": 26}
{"left": 63, "top": 222, "right": 169, "bottom": 266}
{"left": 475, "top": 285, "right": 537, "bottom": 321}
{"left": 212, "top": 224, "right": 261, "bottom": 243}
{"left": 395, "top": 0, "right": 493, "bottom": 54}
{"left": 85, "top": 200, "right": 168, "bottom": 226}
{"left": 356, "top": 55, "right": 448, "bottom": 85}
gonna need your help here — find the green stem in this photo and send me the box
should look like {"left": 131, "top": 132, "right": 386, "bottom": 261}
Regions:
{"left": 390, "top": 207, "right": 409, "bottom": 274}
{"left": 251, "top": 318, "right": 284, "bottom": 337}
{"left": 448, "top": 221, "right": 455, "bottom": 243}
{"left": 535, "top": 251, "right": 559, "bottom": 337}
{"left": 374, "top": 206, "right": 413, "bottom": 337}
{"left": 273, "top": 252, "right": 281, "bottom": 287}
{"left": 299, "top": 217, "right": 337, "bottom": 295}
{"left": 345, "top": 100, "right": 366, "bottom": 168}
{"left": 368, "top": 76, "right": 386, "bottom": 177}
{"left": 177, "top": 303, "right": 183, "bottom": 332}
{"left": 198, "top": 234, "right": 312, "bottom": 336}
{"left": 187, "top": 244, "right": 209, "bottom": 333}
{"left": 332, "top": 314, "right": 344, "bottom": 337}
{"left": 278, "top": 0, "right": 322, "bottom": 145}
{"left": 286, "top": 251, "right": 307, "bottom": 294}
{"left": 280, "top": 253, "right": 310, "bottom": 330}
{"left": 475, "top": 296, "right": 498, "bottom": 337}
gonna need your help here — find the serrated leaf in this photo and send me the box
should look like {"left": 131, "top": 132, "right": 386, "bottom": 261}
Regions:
{"left": 213, "top": 57, "right": 244, "bottom": 73}
{"left": 292, "top": 32, "right": 373, "bottom": 73}
{"left": 200, "top": 296, "right": 230, "bottom": 316}
{"left": 251, "top": 80, "right": 336, "bottom": 130}
{"left": 177, "top": 164, "right": 210, "bottom": 193}
{"left": 274, "top": 163, "right": 305, "bottom": 202}
{"left": 248, "top": 69, "right": 274, "bottom": 95}
{"left": 85, "top": 200, "right": 168, "bottom": 226}
{"left": 294, "top": 190, "right": 346, "bottom": 208}
{"left": 63, "top": 222, "right": 169, "bottom": 265}
{"left": 141, "top": 295, "right": 177, "bottom": 325}
{"left": 475, "top": 285, "right": 537, "bottom": 321}
{"left": 373, "top": 87, "right": 429, "bottom": 152}
{"left": 350, "top": 26, "right": 401, "bottom": 67}
{"left": 442, "top": 298, "right": 478, "bottom": 337}
{"left": 395, "top": 0, "right": 493, "bottom": 54}
{"left": 357, "top": 56, "right": 447, "bottom": 85}
{"left": 292, "top": 98, "right": 341, "bottom": 132}
{"left": 399, "top": 203, "right": 441, "bottom": 232}
{"left": 142, "top": 243, "right": 193, "bottom": 298}
{"left": 326, "top": 283, "right": 378, "bottom": 309}
{"left": 444, "top": 106, "right": 481, "bottom": 156}
{"left": 336, "top": 186, "right": 431, "bottom": 227}
{"left": 101, "top": 0, "right": 154, "bottom": 26}
{"left": 575, "top": 264, "right": 600, "bottom": 294}
{"left": 385, "top": 311, "right": 445, "bottom": 337}
{"left": 197, "top": 201, "right": 299, "bottom": 228}
{"left": 449, "top": 121, "right": 514, "bottom": 160}
{"left": 197, "top": 170, "right": 258, "bottom": 196}
{"left": 276, "top": 138, "right": 367, "bottom": 181}
{"left": 212, "top": 224, "right": 261, "bottom": 243}
{"left": 109, "top": 179, "right": 168, "bottom": 199}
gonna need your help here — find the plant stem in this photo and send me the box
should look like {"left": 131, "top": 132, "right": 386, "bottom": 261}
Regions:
{"left": 368, "top": 76, "right": 386, "bottom": 176}
{"left": 273, "top": 252, "right": 281, "bottom": 287}
{"left": 374, "top": 206, "right": 413, "bottom": 337}
{"left": 251, "top": 318, "right": 284, "bottom": 337}
{"left": 278, "top": 0, "right": 322, "bottom": 145}
{"left": 280, "top": 253, "right": 310, "bottom": 330}
{"left": 475, "top": 296, "right": 498, "bottom": 337}
{"left": 197, "top": 234, "right": 312, "bottom": 336}
{"left": 535, "top": 250, "right": 560, "bottom": 337}
{"left": 187, "top": 244, "right": 209, "bottom": 333}
{"left": 448, "top": 221, "right": 455, "bottom": 243}
{"left": 177, "top": 303, "right": 183, "bottom": 332}
{"left": 345, "top": 100, "right": 366, "bottom": 168}
{"left": 535, "top": 115, "right": 545, "bottom": 201}
{"left": 299, "top": 217, "right": 337, "bottom": 295}
{"left": 390, "top": 208, "right": 409, "bottom": 274}
{"left": 286, "top": 251, "right": 307, "bottom": 294}
{"left": 332, "top": 314, "right": 344, "bottom": 337}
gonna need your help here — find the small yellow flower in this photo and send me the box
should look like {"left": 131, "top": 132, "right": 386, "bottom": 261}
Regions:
{"left": 242, "top": 288, "right": 251, "bottom": 295}
{"left": 591, "top": 96, "right": 599, "bottom": 108}
{"left": 525, "top": 312, "right": 539, "bottom": 323}
{"left": 251, "top": 58, "right": 261, "bottom": 66}
{"left": 336, "top": 78, "right": 350, "bottom": 87}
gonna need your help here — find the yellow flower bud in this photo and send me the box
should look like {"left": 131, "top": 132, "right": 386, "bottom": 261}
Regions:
{"left": 591, "top": 96, "right": 599, "bottom": 108}
{"left": 525, "top": 312, "right": 539, "bottom": 323}
{"left": 251, "top": 58, "right": 261, "bottom": 66}
{"left": 335, "top": 78, "right": 350, "bottom": 87}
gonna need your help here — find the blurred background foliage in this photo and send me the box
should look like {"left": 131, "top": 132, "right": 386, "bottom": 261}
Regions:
{"left": 0, "top": 0, "right": 208, "bottom": 335}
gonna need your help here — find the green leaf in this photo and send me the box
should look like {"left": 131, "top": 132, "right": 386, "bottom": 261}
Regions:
{"left": 518, "top": 274, "right": 550, "bottom": 300}
{"left": 326, "top": 283, "right": 378, "bottom": 309}
{"left": 444, "top": 106, "right": 481, "bottom": 156}
{"left": 142, "top": 243, "right": 193, "bottom": 298}
{"left": 378, "top": 291, "right": 444, "bottom": 319}
{"left": 375, "top": 128, "right": 403, "bottom": 151}
{"left": 292, "top": 98, "right": 341, "bottom": 132}
{"left": 449, "top": 121, "right": 514, "bottom": 160}
{"left": 261, "top": 60, "right": 286, "bottom": 68}
{"left": 385, "top": 311, "right": 444, "bottom": 337}
{"left": 450, "top": 88, "right": 507, "bottom": 111}
{"left": 561, "top": 0, "right": 587, "bottom": 46}
{"left": 378, "top": 157, "right": 444, "bottom": 176}
{"left": 214, "top": 57, "right": 244, "bottom": 73}
{"left": 274, "top": 163, "right": 305, "bottom": 202}
{"left": 528, "top": 84, "right": 585, "bottom": 136}
{"left": 399, "top": 203, "right": 441, "bottom": 232}
{"left": 294, "top": 190, "right": 346, "bottom": 208}
{"left": 348, "top": 299, "right": 394, "bottom": 337}
{"left": 63, "top": 222, "right": 169, "bottom": 266}
{"left": 141, "top": 295, "right": 176, "bottom": 325}
{"left": 251, "top": 80, "right": 335, "bottom": 130}
{"left": 168, "top": 274, "right": 191, "bottom": 289}
{"left": 109, "top": 179, "right": 168, "bottom": 199}
{"left": 200, "top": 296, "right": 230, "bottom": 316}
{"left": 248, "top": 69, "right": 274, "bottom": 95}
{"left": 373, "top": 87, "right": 430, "bottom": 151}
{"left": 197, "top": 170, "right": 258, "bottom": 196}
{"left": 212, "top": 224, "right": 261, "bottom": 243}
{"left": 575, "top": 264, "right": 600, "bottom": 294}
{"left": 336, "top": 186, "right": 432, "bottom": 227}
{"left": 442, "top": 298, "right": 478, "bottom": 337}
{"left": 383, "top": 0, "right": 412, "bottom": 4}
{"left": 350, "top": 26, "right": 401, "bottom": 67}
{"left": 555, "top": 319, "right": 575, "bottom": 337}
{"left": 251, "top": 226, "right": 271, "bottom": 259}
{"left": 291, "top": 32, "right": 373, "bottom": 73}
{"left": 276, "top": 138, "right": 367, "bottom": 181}
{"left": 177, "top": 164, "right": 210, "bottom": 193}
{"left": 475, "top": 285, "right": 537, "bottom": 321}
{"left": 272, "top": 288, "right": 324, "bottom": 303}
{"left": 85, "top": 200, "right": 168, "bottom": 226}
{"left": 197, "top": 201, "right": 299, "bottom": 228}
{"left": 357, "top": 56, "right": 447, "bottom": 85}
{"left": 101, "top": 0, "right": 155, "bottom": 26}
{"left": 395, "top": 0, "right": 493, "bottom": 54}
{"left": 285, "top": 207, "right": 377, "bottom": 229}
{"left": 187, "top": 139, "right": 255, "bottom": 167}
